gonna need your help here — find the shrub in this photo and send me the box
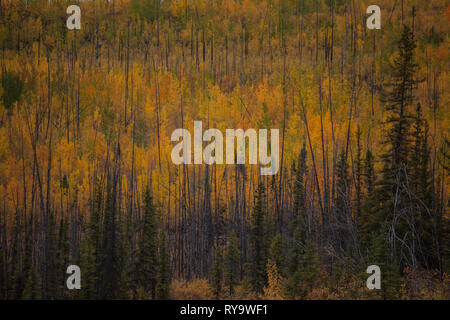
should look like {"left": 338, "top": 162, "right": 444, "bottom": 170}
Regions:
{"left": 170, "top": 279, "right": 214, "bottom": 300}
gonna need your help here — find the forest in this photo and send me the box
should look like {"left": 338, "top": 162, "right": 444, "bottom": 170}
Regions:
{"left": 0, "top": 0, "right": 448, "bottom": 300}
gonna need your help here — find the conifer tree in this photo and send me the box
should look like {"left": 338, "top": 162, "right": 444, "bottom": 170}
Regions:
{"left": 90, "top": 178, "right": 103, "bottom": 268}
{"left": 292, "top": 144, "right": 307, "bottom": 232}
{"left": 211, "top": 245, "right": 223, "bottom": 299}
{"left": 379, "top": 25, "right": 420, "bottom": 268}
{"left": 157, "top": 230, "right": 170, "bottom": 300}
{"left": 355, "top": 125, "right": 363, "bottom": 219}
{"left": 79, "top": 179, "right": 103, "bottom": 299}
{"left": 366, "top": 225, "right": 403, "bottom": 300}
{"left": 9, "top": 212, "right": 23, "bottom": 299}
{"left": 410, "top": 103, "right": 435, "bottom": 269}
{"left": 269, "top": 234, "right": 284, "bottom": 276}
{"left": 287, "top": 146, "right": 308, "bottom": 298}
{"left": 359, "top": 149, "right": 378, "bottom": 251}
{"left": 45, "top": 212, "right": 58, "bottom": 299}
{"left": 288, "top": 239, "right": 319, "bottom": 299}
{"left": 21, "top": 265, "right": 40, "bottom": 300}
{"left": 78, "top": 238, "right": 97, "bottom": 299}
{"left": 100, "top": 177, "right": 122, "bottom": 299}
{"left": 22, "top": 217, "right": 33, "bottom": 297}
{"left": 335, "top": 150, "right": 351, "bottom": 256}
{"left": 137, "top": 186, "right": 158, "bottom": 299}
{"left": 56, "top": 216, "right": 70, "bottom": 298}
{"left": 224, "top": 231, "right": 240, "bottom": 297}
{"left": 249, "top": 182, "right": 269, "bottom": 294}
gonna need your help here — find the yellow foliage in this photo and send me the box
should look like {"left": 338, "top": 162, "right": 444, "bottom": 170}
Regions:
{"left": 170, "top": 279, "right": 215, "bottom": 300}
{"left": 261, "top": 261, "right": 285, "bottom": 300}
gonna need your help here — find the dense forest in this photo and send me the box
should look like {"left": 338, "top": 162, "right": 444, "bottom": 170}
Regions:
{"left": 0, "top": 0, "right": 448, "bottom": 300}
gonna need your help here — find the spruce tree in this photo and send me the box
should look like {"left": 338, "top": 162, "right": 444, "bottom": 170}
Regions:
{"left": 157, "top": 230, "right": 170, "bottom": 299}
{"left": 79, "top": 179, "right": 103, "bottom": 299}
{"left": 292, "top": 144, "right": 307, "bottom": 232}
{"left": 355, "top": 125, "right": 363, "bottom": 219}
{"left": 9, "top": 212, "right": 24, "bottom": 299}
{"left": 211, "top": 245, "right": 223, "bottom": 299}
{"left": 100, "top": 177, "right": 122, "bottom": 299}
{"left": 45, "top": 212, "right": 58, "bottom": 299}
{"left": 269, "top": 234, "right": 284, "bottom": 276}
{"left": 335, "top": 150, "right": 351, "bottom": 256}
{"left": 289, "top": 240, "right": 319, "bottom": 299}
{"left": 287, "top": 146, "right": 308, "bottom": 298}
{"left": 249, "top": 182, "right": 268, "bottom": 294}
{"left": 21, "top": 265, "right": 40, "bottom": 300}
{"left": 366, "top": 224, "right": 403, "bottom": 300}
{"left": 378, "top": 25, "right": 420, "bottom": 269}
{"left": 224, "top": 231, "right": 240, "bottom": 297}
{"left": 56, "top": 216, "right": 70, "bottom": 298}
{"left": 410, "top": 103, "right": 435, "bottom": 269}
{"left": 78, "top": 238, "right": 97, "bottom": 299}
{"left": 359, "top": 149, "right": 378, "bottom": 251}
{"left": 90, "top": 178, "right": 103, "bottom": 268}
{"left": 137, "top": 186, "right": 158, "bottom": 299}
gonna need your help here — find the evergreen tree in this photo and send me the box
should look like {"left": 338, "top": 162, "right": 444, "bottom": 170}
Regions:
{"left": 78, "top": 238, "right": 97, "bottom": 299}
{"left": 100, "top": 177, "right": 122, "bottom": 299}
{"left": 359, "top": 149, "right": 378, "bottom": 251}
{"left": 137, "top": 186, "right": 158, "bottom": 299}
{"left": 269, "top": 234, "right": 284, "bottom": 276}
{"left": 22, "top": 217, "right": 33, "bottom": 297}
{"left": 287, "top": 146, "right": 308, "bottom": 298}
{"left": 366, "top": 225, "right": 403, "bottom": 300}
{"left": 21, "top": 265, "right": 40, "bottom": 300}
{"left": 410, "top": 103, "right": 435, "bottom": 269}
{"left": 249, "top": 182, "right": 269, "bottom": 294}
{"left": 335, "top": 150, "right": 351, "bottom": 256}
{"left": 56, "top": 216, "right": 70, "bottom": 298}
{"left": 382, "top": 26, "right": 418, "bottom": 174}
{"left": 45, "top": 212, "right": 58, "bottom": 299}
{"left": 379, "top": 25, "right": 420, "bottom": 268}
{"left": 1, "top": 69, "right": 23, "bottom": 114}
{"left": 211, "top": 245, "right": 223, "bottom": 299}
{"left": 117, "top": 206, "right": 132, "bottom": 299}
{"left": 224, "top": 231, "right": 240, "bottom": 297}
{"left": 90, "top": 178, "right": 103, "bottom": 268}
{"left": 157, "top": 230, "right": 170, "bottom": 300}
{"left": 292, "top": 144, "right": 307, "bottom": 233}
{"left": 355, "top": 125, "right": 363, "bottom": 219}
{"left": 288, "top": 239, "right": 319, "bottom": 299}
{"left": 9, "top": 212, "right": 24, "bottom": 299}
{"left": 79, "top": 179, "right": 103, "bottom": 299}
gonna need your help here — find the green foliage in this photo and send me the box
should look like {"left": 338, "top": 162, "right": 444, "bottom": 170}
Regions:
{"left": 269, "top": 234, "right": 284, "bottom": 276}
{"left": 249, "top": 182, "right": 269, "bottom": 294}
{"left": 1, "top": 69, "right": 23, "bottom": 113}
{"left": 132, "top": 0, "right": 161, "bottom": 23}
{"left": 287, "top": 239, "right": 319, "bottom": 299}
{"left": 365, "top": 227, "right": 403, "bottom": 300}
{"left": 78, "top": 239, "right": 97, "bottom": 299}
{"left": 21, "top": 266, "right": 40, "bottom": 300}
{"left": 359, "top": 149, "right": 378, "bottom": 251}
{"left": 157, "top": 231, "right": 170, "bottom": 300}
{"left": 55, "top": 217, "right": 70, "bottom": 298}
{"left": 224, "top": 231, "right": 240, "bottom": 297}
{"left": 137, "top": 186, "right": 159, "bottom": 298}
{"left": 211, "top": 245, "right": 223, "bottom": 299}
{"left": 100, "top": 178, "right": 122, "bottom": 299}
